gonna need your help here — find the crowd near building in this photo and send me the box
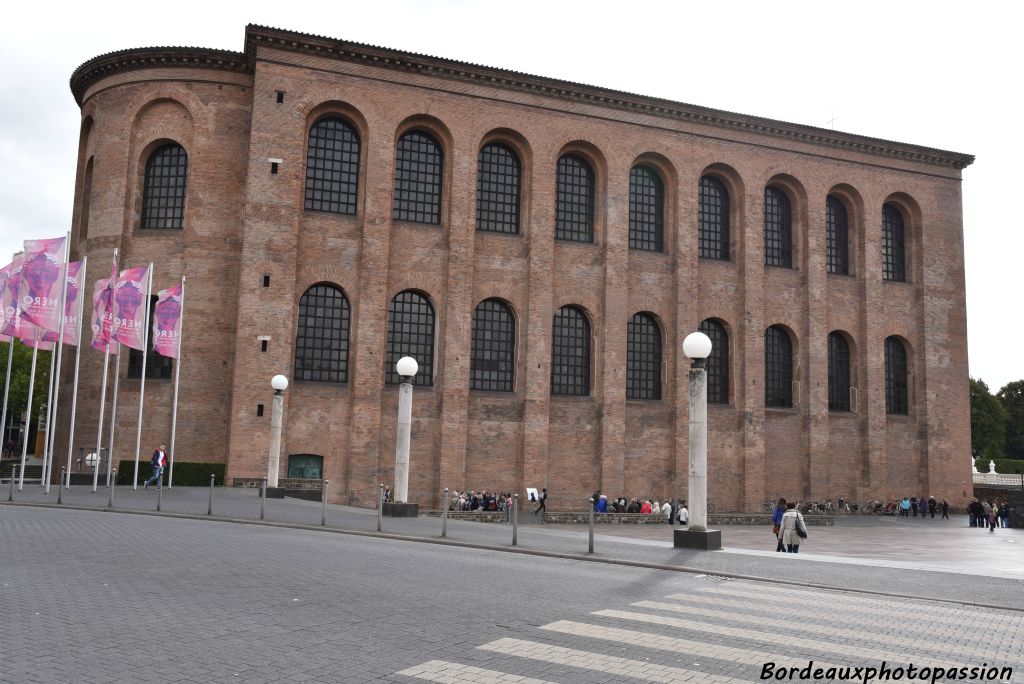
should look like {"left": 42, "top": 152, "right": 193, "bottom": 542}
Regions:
{"left": 60, "top": 24, "right": 974, "bottom": 509}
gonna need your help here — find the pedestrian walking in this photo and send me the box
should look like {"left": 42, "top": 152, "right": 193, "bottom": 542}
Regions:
{"left": 779, "top": 502, "right": 807, "bottom": 553}
{"left": 772, "top": 497, "right": 787, "bottom": 552}
{"left": 940, "top": 499, "right": 949, "bottom": 520}
{"left": 535, "top": 487, "right": 547, "bottom": 522}
{"left": 999, "top": 502, "right": 1010, "bottom": 528}
{"left": 982, "top": 500, "right": 993, "bottom": 530}
{"left": 143, "top": 443, "right": 167, "bottom": 489}
{"left": 928, "top": 496, "right": 936, "bottom": 519}
{"left": 900, "top": 497, "right": 911, "bottom": 518}
{"left": 917, "top": 497, "right": 928, "bottom": 519}
{"left": 676, "top": 500, "right": 688, "bottom": 526}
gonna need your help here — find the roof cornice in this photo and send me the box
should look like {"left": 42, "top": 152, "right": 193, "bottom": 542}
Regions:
{"left": 69, "top": 47, "right": 249, "bottom": 105}
{"left": 243, "top": 24, "right": 973, "bottom": 171}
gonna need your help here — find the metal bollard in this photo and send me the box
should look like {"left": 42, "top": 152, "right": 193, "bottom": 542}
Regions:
{"left": 156, "top": 480, "right": 163, "bottom": 512}
{"left": 108, "top": 470, "right": 116, "bottom": 508}
{"left": 377, "top": 484, "right": 384, "bottom": 532}
{"left": 512, "top": 494, "right": 519, "bottom": 546}
{"left": 588, "top": 497, "right": 595, "bottom": 554}
{"left": 260, "top": 479, "right": 266, "bottom": 520}
{"left": 58, "top": 468, "right": 65, "bottom": 504}
{"left": 441, "top": 487, "right": 449, "bottom": 538}
{"left": 321, "top": 480, "right": 329, "bottom": 526}
{"left": 207, "top": 474, "right": 215, "bottom": 515}
{"left": 8, "top": 465, "right": 16, "bottom": 502}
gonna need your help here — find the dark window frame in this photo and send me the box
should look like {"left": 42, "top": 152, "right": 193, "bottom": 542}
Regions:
{"left": 628, "top": 165, "right": 664, "bottom": 252}
{"left": 127, "top": 296, "right": 173, "bottom": 380}
{"left": 385, "top": 290, "right": 435, "bottom": 387}
{"left": 294, "top": 284, "right": 351, "bottom": 384}
{"left": 828, "top": 332, "right": 852, "bottom": 412}
{"left": 882, "top": 203, "right": 907, "bottom": 282}
{"left": 555, "top": 154, "right": 595, "bottom": 243}
{"left": 470, "top": 299, "right": 516, "bottom": 392}
{"left": 141, "top": 143, "right": 188, "bottom": 230}
{"left": 698, "top": 175, "right": 730, "bottom": 260}
{"left": 884, "top": 337, "right": 909, "bottom": 415}
{"left": 304, "top": 116, "right": 361, "bottom": 216}
{"left": 476, "top": 143, "right": 521, "bottom": 235}
{"left": 392, "top": 131, "right": 443, "bottom": 225}
{"left": 764, "top": 186, "right": 793, "bottom": 268}
{"left": 626, "top": 313, "right": 662, "bottom": 400}
{"left": 699, "top": 319, "right": 730, "bottom": 405}
{"left": 551, "top": 306, "right": 590, "bottom": 396}
{"left": 765, "top": 325, "right": 793, "bottom": 408}
{"left": 826, "top": 195, "right": 850, "bottom": 275}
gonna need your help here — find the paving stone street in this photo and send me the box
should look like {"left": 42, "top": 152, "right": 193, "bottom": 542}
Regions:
{"left": 2, "top": 488, "right": 1023, "bottom": 682}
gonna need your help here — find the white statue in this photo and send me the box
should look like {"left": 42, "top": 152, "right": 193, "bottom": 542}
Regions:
{"left": 989, "top": 460, "right": 997, "bottom": 474}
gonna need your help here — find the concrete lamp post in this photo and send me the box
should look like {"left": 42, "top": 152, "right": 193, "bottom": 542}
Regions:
{"left": 674, "top": 331, "right": 721, "bottom": 550}
{"left": 267, "top": 374, "right": 288, "bottom": 489}
{"left": 384, "top": 356, "right": 419, "bottom": 517}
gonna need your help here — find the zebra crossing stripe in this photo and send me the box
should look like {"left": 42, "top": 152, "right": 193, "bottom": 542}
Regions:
{"left": 540, "top": 620, "right": 845, "bottom": 671}
{"left": 476, "top": 637, "right": 750, "bottom": 684}
{"left": 592, "top": 609, "right": 968, "bottom": 670}
{"left": 395, "top": 659, "right": 557, "bottom": 683}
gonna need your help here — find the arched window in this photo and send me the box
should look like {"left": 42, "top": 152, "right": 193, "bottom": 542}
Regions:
{"left": 884, "top": 336, "right": 909, "bottom": 414}
{"left": 626, "top": 313, "right": 661, "bottom": 400}
{"left": 141, "top": 143, "right": 187, "bottom": 229}
{"left": 765, "top": 326, "right": 793, "bottom": 408}
{"left": 555, "top": 154, "right": 594, "bottom": 242}
{"left": 764, "top": 186, "right": 792, "bottom": 268}
{"left": 476, "top": 143, "right": 521, "bottom": 234}
{"left": 551, "top": 306, "right": 590, "bottom": 396}
{"left": 470, "top": 299, "right": 515, "bottom": 391}
{"left": 699, "top": 319, "right": 730, "bottom": 405}
{"left": 882, "top": 203, "right": 906, "bottom": 282}
{"left": 294, "top": 284, "right": 350, "bottom": 383}
{"left": 826, "top": 195, "right": 849, "bottom": 275}
{"left": 828, "top": 332, "right": 851, "bottom": 412}
{"left": 386, "top": 290, "right": 435, "bottom": 386}
{"left": 80, "top": 157, "right": 94, "bottom": 242}
{"left": 304, "top": 116, "right": 360, "bottom": 215}
{"left": 392, "top": 131, "right": 443, "bottom": 225}
{"left": 698, "top": 175, "right": 729, "bottom": 259}
{"left": 128, "top": 296, "right": 173, "bottom": 379}
{"left": 629, "top": 165, "right": 664, "bottom": 251}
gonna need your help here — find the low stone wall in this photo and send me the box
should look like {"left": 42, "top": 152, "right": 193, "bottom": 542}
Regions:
{"left": 233, "top": 477, "right": 323, "bottom": 490}
{"left": 421, "top": 510, "right": 834, "bottom": 526}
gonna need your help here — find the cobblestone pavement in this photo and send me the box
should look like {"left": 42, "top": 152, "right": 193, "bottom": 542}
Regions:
{"left": 1, "top": 506, "right": 1021, "bottom": 683}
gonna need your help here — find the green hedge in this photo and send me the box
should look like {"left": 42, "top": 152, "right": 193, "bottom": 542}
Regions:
{"left": 974, "top": 458, "right": 1024, "bottom": 475}
{"left": 117, "top": 461, "right": 226, "bottom": 487}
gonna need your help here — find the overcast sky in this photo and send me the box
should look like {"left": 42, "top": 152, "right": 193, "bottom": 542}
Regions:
{"left": 1, "top": 0, "right": 1019, "bottom": 391}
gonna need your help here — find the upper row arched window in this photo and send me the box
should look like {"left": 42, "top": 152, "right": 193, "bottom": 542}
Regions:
{"left": 555, "top": 155, "right": 595, "bottom": 242}
{"left": 698, "top": 176, "right": 730, "bottom": 260}
{"left": 764, "top": 186, "right": 793, "bottom": 268}
{"left": 476, "top": 143, "right": 521, "bottom": 234}
{"left": 826, "top": 195, "right": 849, "bottom": 275}
{"left": 305, "top": 117, "right": 361, "bottom": 215}
{"left": 392, "top": 131, "right": 443, "bottom": 225}
{"left": 628, "top": 166, "right": 664, "bottom": 252}
{"left": 141, "top": 143, "right": 188, "bottom": 229}
{"left": 882, "top": 203, "right": 907, "bottom": 282}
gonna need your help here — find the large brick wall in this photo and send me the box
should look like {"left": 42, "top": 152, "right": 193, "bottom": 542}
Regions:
{"left": 61, "top": 26, "right": 973, "bottom": 510}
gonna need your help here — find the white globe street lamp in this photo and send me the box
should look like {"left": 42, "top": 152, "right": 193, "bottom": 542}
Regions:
{"left": 267, "top": 374, "right": 288, "bottom": 488}
{"left": 676, "top": 331, "right": 721, "bottom": 550}
{"left": 392, "top": 357, "right": 418, "bottom": 509}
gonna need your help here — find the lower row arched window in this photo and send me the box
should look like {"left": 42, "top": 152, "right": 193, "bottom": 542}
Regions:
{"left": 699, "top": 319, "right": 730, "bottom": 404}
{"left": 470, "top": 299, "right": 515, "bottom": 391}
{"left": 127, "top": 296, "right": 174, "bottom": 379}
{"left": 884, "top": 336, "right": 909, "bottom": 415}
{"left": 294, "top": 284, "right": 350, "bottom": 383}
{"left": 551, "top": 306, "right": 590, "bottom": 395}
{"left": 765, "top": 326, "right": 793, "bottom": 408}
{"left": 828, "top": 332, "right": 851, "bottom": 412}
{"left": 626, "top": 313, "right": 661, "bottom": 400}
{"left": 386, "top": 290, "right": 435, "bottom": 386}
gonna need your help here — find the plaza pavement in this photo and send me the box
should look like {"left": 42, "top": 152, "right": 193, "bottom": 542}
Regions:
{"left": 3, "top": 483, "right": 1023, "bottom": 610}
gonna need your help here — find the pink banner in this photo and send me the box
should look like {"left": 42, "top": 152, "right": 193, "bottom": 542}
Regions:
{"left": 1, "top": 254, "right": 24, "bottom": 338}
{"left": 111, "top": 265, "right": 150, "bottom": 351}
{"left": 41, "top": 261, "right": 84, "bottom": 347}
{"left": 19, "top": 237, "right": 66, "bottom": 333}
{"left": 153, "top": 281, "right": 183, "bottom": 358}
{"left": 0, "top": 261, "right": 12, "bottom": 335}
{"left": 90, "top": 278, "right": 114, "bottom": 353}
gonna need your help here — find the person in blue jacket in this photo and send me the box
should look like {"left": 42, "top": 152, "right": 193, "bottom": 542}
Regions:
{"left": 596, "top": 494, "right": 608, "bottom": 513}
{"left": 772, "top": 497, "right": 787, "bottom": 552}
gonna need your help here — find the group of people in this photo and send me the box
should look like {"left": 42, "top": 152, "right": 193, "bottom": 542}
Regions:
{"left": 771, "top": 498, "right": 808, "bottom": 553}
{"left": 448, "top": 489, "right": 513, "bottom": 513}
{"left": 591, "top": 492, "right": 689, "bottom": 525}
{"left": 896, "top": 496, "right": 949, "bottom": 519}
{"left": 966, "top": 498, "right": 1011, "bottom": 530}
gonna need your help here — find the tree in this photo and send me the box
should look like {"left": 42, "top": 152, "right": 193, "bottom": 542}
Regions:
{"left": 971, "top": 378, "right": 1007, "bottom": 461}
{"left": 997, "top": 380, "right": 1024, "bottom": 459}
{"left": 0, "top": 341, "right": 52, "bottom": 449}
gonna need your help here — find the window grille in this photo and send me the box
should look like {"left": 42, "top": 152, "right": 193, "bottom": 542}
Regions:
{"left": 826, "top": 195, "right": 849, "bottom": 275}
{"left": 885, "top": 337, "right": 909, "bottom": 414}
{"left": 699, "top": 319, "right": 730, "bottom": 404}
{"left": 765, "top": 326, "right": 793, "bottom": 407}
{"left": 386, "top": 291, "right": 435, "bottom": 386}
{"left": 551, "top": 306, "right": 590, "bottom": 396}
{"left": 628, "top": 166, "right": 664, "bottom": 251}
{"left": 555, "top": 155, "right": 594, "bottom": 242}
{"left": 626, "top": 313, "right": 661, "bottom": 400}
{"left": 141, "top": 143, "right": 187, "bottom": 229}
{"left": 392, "top": 131, "right": 443, "bottom": 225}
{"left": 128, "top": 296, "right": 173, "bottom": 379}
{"left": 304, "top": 117, "right": 360, "bottom": 215}
{"left": 764, "top": 186, "right": 793, "bottom": 268}
{"left": 882, "top": 204, "right": 906, "bottom": 282}
{"left": 828, "top": 332, "right": 851, "bottom": 411}
{"left": 294, "top": 284, "right": 350, "bottom": 383}
{"left": 476, "top": 143, "right": 520, "bottom": 234}
{"left": 698, "top": 176, "right": 729, "bottom": 259}
{"left": 470, "top": 299, "right": 515, "bottom": 391}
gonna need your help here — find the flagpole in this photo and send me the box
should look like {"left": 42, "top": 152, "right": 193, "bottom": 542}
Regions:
{"left": 64, "top": 255, "right": 87, "bottom": 488}
{"left": 18, "top": 340, "right": 40, "bottom": 491}
{"left": 43, "top": 234, "right": 70, "bottom": 493}
{"left": 167, "top": 276, "right": 185, "bottom": 489}
{"left": 94, "top": 248, "right": 117, "bottom": 492}
{"left": 1, "top": 338, "right": 12, "bottom": 457}
{"left": 41, "top": 350, "right": 56, "bottom": 488}
{"left": 105, "top": 345, "right": 120, "bottom": 489}
{"left": 132, "top": 264, "right": 153, "bottom": 490}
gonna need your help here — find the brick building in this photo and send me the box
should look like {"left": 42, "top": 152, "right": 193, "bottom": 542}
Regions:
{"left": 63, "top": 24, "right": 974, "bottom": 510}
